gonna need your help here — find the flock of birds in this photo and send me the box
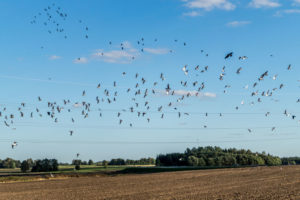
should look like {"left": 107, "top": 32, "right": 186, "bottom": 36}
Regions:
{"left": 30, "top": 3, "right": 89, "bottom": 42}
{"left": 3, "top": 50, "right": 296, "bottom": 149}
{"left": 2, "top": 4, "right": 298, "bottom": 151}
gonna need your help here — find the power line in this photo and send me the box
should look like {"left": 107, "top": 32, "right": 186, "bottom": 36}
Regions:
{"left": 3, "top": 122, "right": 300, "bottom": 130}
{"left": 0, "top": 75, "right": 131, "bottom": 88}
{"left": 0, "top": 75, "right": 97, "bottom": 87}
{"left": 0, "top": 137, "right": 299, "bottom": 145}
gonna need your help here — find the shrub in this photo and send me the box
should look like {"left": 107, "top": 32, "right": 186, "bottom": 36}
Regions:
{"left": 20, "top": 160, "right": 30, "bottom": 172}
{"left": 88, "top": 159, "right": 94, "bottom": 165}
{"left": 109, "top": 158, "right": 125, "bottom": 165}
{"left": 75, "top": 164, "right": 80, "bottom": 170}
{"left": 102, "top": 160, "right": 108, "bottom": 168}
{"left": 31, "top": 159, "right": 58, "bottom": 172}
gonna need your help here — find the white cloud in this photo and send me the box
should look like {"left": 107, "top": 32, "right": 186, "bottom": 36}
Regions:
{"left": 49, "top": 55, "right": 61, "bottom": 60}
{"left": 293, "top": 0, "right": 300, "bottom": 5}
{"left": 73, "top": 103, "right": 82, "bottom": 108}
{"left": 249, "top": 0, "right": 280, "bottom": 8}
{"left": 93, "top": 41, "right": 140, "bottom": 64}
{"left": 184, "top": 0, "right": 236, "bottom": 11}
{"left": 91, "top": 41, "right": 139, "bottom": 64}
{"left": 17, "top": 57, "right": 24, "bottom": 61}
{"left": 121, "top": 41, "right": 134, "bottom": 49}
{"left": 284, "top": 9, "right": 300, "bottom": 13}
{"left": 92, "top": 49, "right": 137, "bottom": 64}
{"left": 157, "top": 89, "right": 217, "bottom": 98}
{"left": 226, "top": 20, "right": 251, "bottom": 27}
{"left": 174, "top": 90, "right": 217, "bottom": 98}
{"left": 76, "top": 41, "right": 171, "bottom": 64}
{"left": 201, "top": 92, "right": 217, "bottom": 98}
{"left": 275, "top": 9, "right": 300, "bottom": 16}
{"left": 143, "top": 48, "right": 170, "bottom": 55}
{"left": 183, "top": 11, "right": 202, "bottom": 16}
{"left": 73, "top": 57, "right": 88, "bottom": 64}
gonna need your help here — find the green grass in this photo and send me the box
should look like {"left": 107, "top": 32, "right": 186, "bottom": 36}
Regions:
{"left": 56, "top": 165, "right": 128, "bottom": 173}
{"left": 0, "top": 165, "right": 245, "bottom": 183}
{"left": 0, "top": 176, "right": 34, "bottom": 182}
{"left": 0, "top": 165, "right": 124, "bottom": 182}
{"left": 57, "top": 165, "right": 233, "bottom": 175}
{"left": 115, "top": 166, "right": 226, "bottom": 174}
{"left": 0, "top": 165, "right": 239, "bottom": 177}
{"left": 0, "top": 165, "right": 135, "bottom": 178}
{"left": 0, "top": 168, "right": 21, "bottom": 174}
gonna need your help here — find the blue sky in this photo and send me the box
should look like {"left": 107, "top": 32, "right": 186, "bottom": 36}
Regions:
{"left": 1, "top": 0, "right": 300, "bottom": 162}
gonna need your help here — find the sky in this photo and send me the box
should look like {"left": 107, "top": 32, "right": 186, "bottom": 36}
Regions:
{"left": 1, "top": 0, "right": 300, "bottom": 162}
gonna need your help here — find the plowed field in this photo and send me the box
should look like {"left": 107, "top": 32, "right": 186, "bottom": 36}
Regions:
{"left": 1, "top": 166, "right": 299, "bottom": 200}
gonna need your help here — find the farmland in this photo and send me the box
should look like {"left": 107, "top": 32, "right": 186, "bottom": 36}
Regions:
{"left": 0, "top": 165, "right": 299, "bottom": 200}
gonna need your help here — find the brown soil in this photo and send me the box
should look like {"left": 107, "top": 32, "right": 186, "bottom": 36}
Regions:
{"left": 0, "top": 166, "right": 299, "bottom": 200}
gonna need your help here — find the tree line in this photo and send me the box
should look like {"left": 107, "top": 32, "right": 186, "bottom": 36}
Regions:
{"left": 20, "top": 158, "right": 58, "bottom": 172}
{"left": 0, "top": 158, "right": 21, "bottom": 169}
{"left": 281, "top": 157, "right": 300, "bottom": 165}
{"left": 106, "top": 157, "right": 155, "bottom": 166}
{"left": 156, "top": 146, "right": 284, "bottom": 167}
{"left": 0, "top": 158, "right": 58, "bottom": 172}
{"left": 0, "top": 147, "right": 299, "bottom": 172}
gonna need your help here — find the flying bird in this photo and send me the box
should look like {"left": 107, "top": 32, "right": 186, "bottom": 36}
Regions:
{"left": 225, "top": 52, "right": 233, "bottom": 59}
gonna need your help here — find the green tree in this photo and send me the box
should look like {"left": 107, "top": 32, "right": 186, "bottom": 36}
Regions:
{"left": 109, "top": 158, "right": 125, "bottom": 165}
{"left": 265, "top": 156, "right": 281, "bottom": 166}
{"left": 20, "top": 160, "right": 30, "bottom": 172}
{"left": 214, "top": 156, "right": 223, "bottom": 166}
{"left": 187, "top": 156, "right": 198, "bottom": 166}
{"left": 198, "top": 157, "right": 206, "bottom": 166}
{"left": 81, "top": 161, "right": 88, "bottom": 165}
{"left": 156, "top": 146, "right": 283, "bottom": 167}
{"left": 102, "top": 160, "right": 108, "bottom": 168}
{"left": 72, "top": 159, "right": 81, "bottom": 166}
{"left": 26, "top": 158, "right": 34, "bottom": 168}
{"left": 3, "top": 158, "right": 16, "bottom": 168}
{"left": 88, "top": 159, "right": 94, "bottom": 165}
{"left": 207, "top": 158, "right": 215, "bottom": 166}
{"left": 289, "top": 161, "right": 296, "bottom": 165}
{"left": 255, "top": 156, "right": 265, "bottom": 165}
{"left": 223, "top": 155, "right": 237, "bottom": 166}
{"left": 31, "top": 159, "right": 59, "bottom": 172}
{"left": 75, "top": 164, "right": 80, "bottom": 170}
